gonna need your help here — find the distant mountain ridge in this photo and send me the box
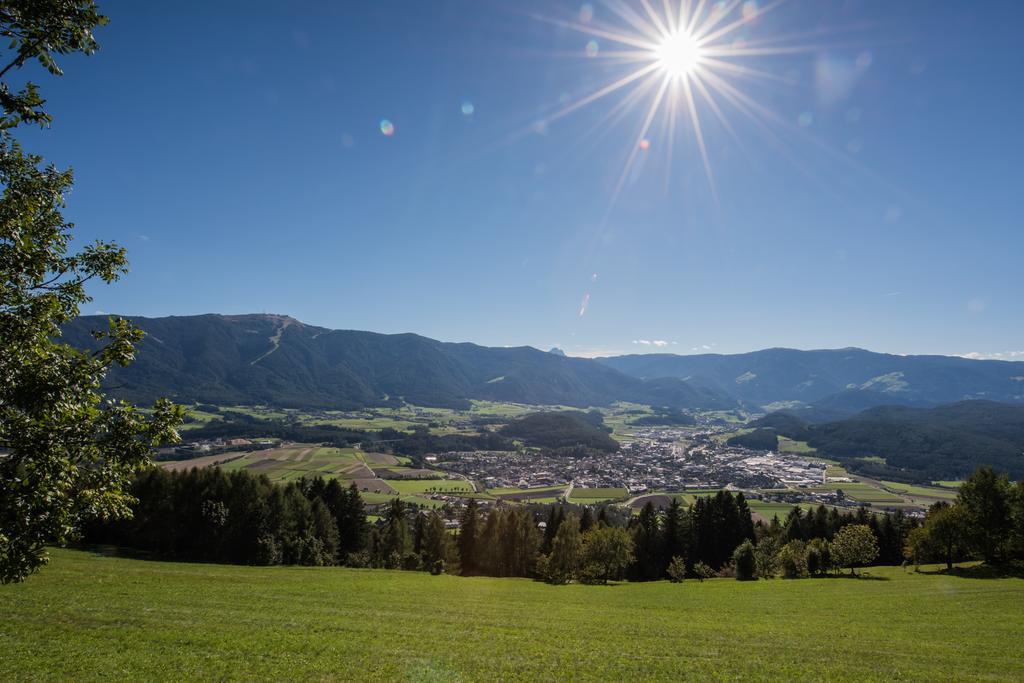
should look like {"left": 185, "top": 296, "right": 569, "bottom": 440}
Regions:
{"left": 752, "top": 401, "right": 1024, "bottom": 480}
{"left": 62, "top": 314, "right": 732, "bottom": 411}
{"left": 598, "top": 347, "right": 1024, "bottom": 412}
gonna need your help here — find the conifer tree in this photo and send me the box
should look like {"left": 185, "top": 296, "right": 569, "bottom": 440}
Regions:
{"left": 458, "top": 499, "right": 481, "bottom": 575}
{"left": 579, "top": 507, "right": 594, "bottom": 533}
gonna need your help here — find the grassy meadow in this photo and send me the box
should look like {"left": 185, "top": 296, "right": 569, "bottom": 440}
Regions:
{"left": 3, "top": 549, "right": 1023, "bottom": 681}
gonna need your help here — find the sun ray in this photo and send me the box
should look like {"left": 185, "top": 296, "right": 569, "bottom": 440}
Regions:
{"left": 695, "top": 0, "right": 788, "bottom": 45}
{"left": 610, "top": 74, "right": 674, "bottom": 208}
{"left": 602, "top": 0, "right": 663, "bottom": 40}
{"left": 540, "top": 61, "right": 663, "bottom": 128}
{"left": 691, "top": 0, "right": 744, "bottom": 43}
{"left": 684, "top": 0, "right": 710, "bottom": 34}
{"left": 660, "top": 0, "right": 678, "bottom": 34}
{"left": 638, "top": 0, "right": 672, "bottom": 38}
{"left": 531, "top": 14, "right": 656, "bottom": 50}
{"left": 681, "top": 75, "right": 717, "bottom": 200}
{"left": 523, "top": 0, "right": 847, "bottom": 215}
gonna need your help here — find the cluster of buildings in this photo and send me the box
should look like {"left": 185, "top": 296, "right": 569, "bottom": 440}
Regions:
{"left": 435, "top": 427, "right": 827, "bottom": 495}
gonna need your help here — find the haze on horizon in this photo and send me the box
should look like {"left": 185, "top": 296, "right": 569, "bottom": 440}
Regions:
{"left": 24, "top": 0, "right": 1023, "bottom": 360}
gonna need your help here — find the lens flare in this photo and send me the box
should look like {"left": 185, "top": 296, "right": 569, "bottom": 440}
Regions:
{"left": 379, "top": 119, "right": 395, "bottom": 136}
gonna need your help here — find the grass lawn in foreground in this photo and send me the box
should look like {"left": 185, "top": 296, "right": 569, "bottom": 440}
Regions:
{"left": 2, "top": 549, "right": 1023, "bottom": 681}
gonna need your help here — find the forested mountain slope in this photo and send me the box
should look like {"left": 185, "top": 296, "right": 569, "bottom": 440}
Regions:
{"left": 62, "top": 314, "right": 733, "bottom": 411}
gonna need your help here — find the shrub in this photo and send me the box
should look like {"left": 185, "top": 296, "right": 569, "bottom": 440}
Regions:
{"left": 754, "top": 536, "right": 779, "bottom": 579}
{"left": 667, "top": 555, "right": 687, "bottom": 583}
{"left": 692, "top": 562, "right": 715, "bottom": 582}
{"left": 778, "top": 540, "right": 808, "bottom": 579}
{"left": 733, "top": 540, "right": 756, "bottom": 580}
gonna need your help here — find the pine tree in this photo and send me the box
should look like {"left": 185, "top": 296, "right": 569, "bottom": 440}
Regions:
{"left": 421, "top": 511, "right": 454, "bottom": 574}
{"left": 579, "top": 507, "right": 594, "bottom": 533}
{"left": 662, "top": 498, "right": 688, "bottom": 578}
{"left": 458, "top": 499, "right": 481, "bottom": 575}
{"left": 381, "top": 499, "right": 411, "bottom": 568}
{"left": 631, "top": 501, "right": 662, "bottom": 581}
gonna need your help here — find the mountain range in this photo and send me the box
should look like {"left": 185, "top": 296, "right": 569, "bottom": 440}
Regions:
{"left": 598, "top": 348, "right": 1024, "bottom": 414}
{"left": 62, "top": 314, "right": 1024, "bottom": 414}
{"left": 61, "top": 314, "right": 730, "bottom": 411}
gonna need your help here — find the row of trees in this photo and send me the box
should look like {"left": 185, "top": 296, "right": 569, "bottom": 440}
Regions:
{"left": 84, "top": 468, "right": 367, "bottom": 566}
{"left": 83, "top": 465, "right": 1021, "bottom": 583}
{"left": 905, "top": 467, "right": 1024, "bottom": 568}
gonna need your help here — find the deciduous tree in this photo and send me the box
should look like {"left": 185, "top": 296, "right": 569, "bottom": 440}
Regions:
{"left": 831, "top": 524, "right": 879, "bottom": 575}
{"left": 0, "top": 0, "right": 183, "bottom": 583}
{"left": 582, "top": 525, "right": 634, "bottom": 584}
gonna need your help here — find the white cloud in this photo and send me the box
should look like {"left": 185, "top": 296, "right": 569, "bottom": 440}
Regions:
{"left": 652, "top": 340, "right": 669, "bottom": 347}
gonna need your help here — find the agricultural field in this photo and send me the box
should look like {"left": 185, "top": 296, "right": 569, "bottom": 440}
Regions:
{"left": 880, "top": 481, "right": 959, "bottom": 502}
{"left": 568, "top": 487, "right": 629, "bottom": 504}
{"left": 3, "top": 549, "right": 1022, "bottom": 681}
{"left": 777, "top": 436, "right": 816, "bottom": 454}
{"left": 162, "top": 445, "right": 471, "bottom": 507}
{"left": 489, "top": 485, "right": 568, "bottom": 503}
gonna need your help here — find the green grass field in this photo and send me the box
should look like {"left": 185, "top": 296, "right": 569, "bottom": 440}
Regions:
{"left": 568, "top": 487, "right": 628, "bottom": 503}
{"left": 3, "top": 550, "right": 1022, "bottom": 681}
{"left": 777, "top": 436, "right": 816, "bottom": 454}
{"left": 387, "top": 479, "right": 475, "bottom": 495}
{"left": 880, "top": 480, "right": 959, "bottom": 501}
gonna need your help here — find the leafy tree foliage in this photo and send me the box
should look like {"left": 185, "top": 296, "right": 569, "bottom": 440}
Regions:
{"left": 753, "top": 535, "right": 780, "bottom": 579}
{"left": 777, "top": 540, "right": 809, "bottom": 578}
{"left": 831, "top": 524, "right": 879, "bottom": 575}
{"left": 0, "top": 0, "right": 183, "bottom": 583}
{"left": 732, "top": 540, "right": 756, "bottom": 580}
{"left": 546, "top": 513, "right": 583, "bottom": 584}
{"left": 957, "top": 466, "right": 1013, "bottom": 564}
{"left": 904, "top": 502, "right": 969, "bottom": 570}
{"left": 581, "top": 525, "right": 634, "bottom": 584}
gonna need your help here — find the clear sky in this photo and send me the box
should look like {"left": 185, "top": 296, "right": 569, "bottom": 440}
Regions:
{"left": 23, "top": 0, "right": 1024, "bottom": 359}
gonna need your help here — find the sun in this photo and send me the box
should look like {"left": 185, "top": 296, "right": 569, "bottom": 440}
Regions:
{"left": 655, "top": 30, "right": 704, "bottom": 78}
{"left": 529, "top": 0, "right": 814, "bottom": 204}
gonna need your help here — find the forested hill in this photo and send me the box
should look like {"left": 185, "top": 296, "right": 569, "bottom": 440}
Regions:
{"left": 752, "top": 400, "right": 1024, "bottom": 480}
{"left": 61, "top": 314, "right": 733, "bottom": 411}
{"left": 499, "top": 411, "right": 620, "bottom": 452}
{"left": 598, "top": 347, "right": 1024, "bottom": 411}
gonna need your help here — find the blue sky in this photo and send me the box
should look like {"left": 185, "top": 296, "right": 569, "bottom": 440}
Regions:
{"left": 23, "top": 0, "right": 1024, "bottom": 359}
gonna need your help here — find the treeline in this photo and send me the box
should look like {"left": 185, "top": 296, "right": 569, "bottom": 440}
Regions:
{"left": 905, "top": 467, "right": 1024, "bottom": 568}
{"left": 366, "top": 489, "right": 913, "bottom": 583}
{"left": 83, "top": 466, "right": 1021, "bottom": 583}
{"left": 183, "top": 413, "right": 373, "bottom": 449}
{"left": 83, "top": 468, "right": 369, "bottom": 566}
